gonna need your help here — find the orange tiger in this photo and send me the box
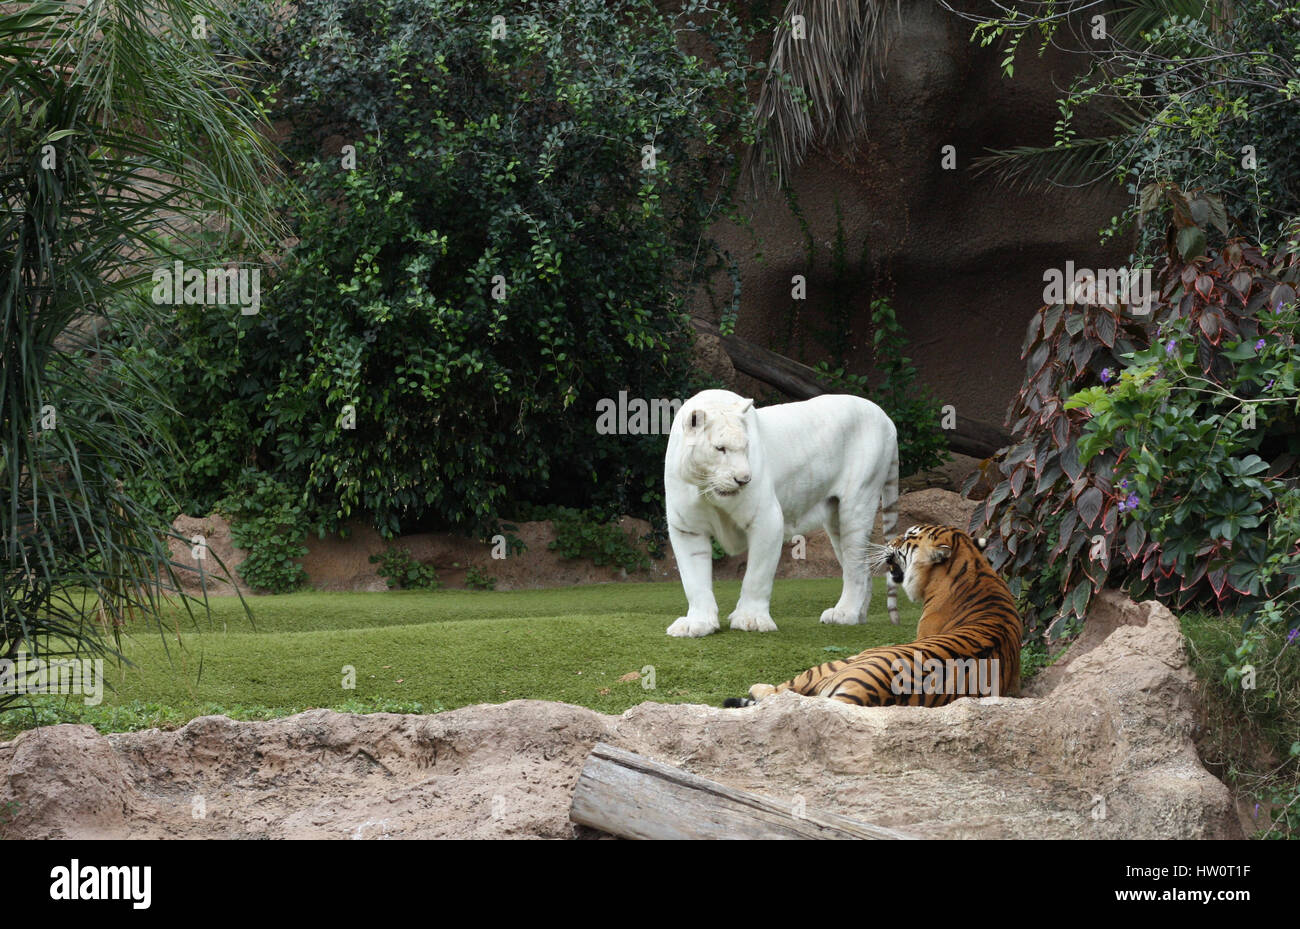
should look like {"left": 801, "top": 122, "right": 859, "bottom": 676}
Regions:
{"left": 723, "top": 525, "right": 1021, "bottom": 707}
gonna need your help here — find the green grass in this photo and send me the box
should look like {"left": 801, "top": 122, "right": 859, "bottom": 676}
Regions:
{"left": 0, "top": 577, "right": 921, "bottom": 738}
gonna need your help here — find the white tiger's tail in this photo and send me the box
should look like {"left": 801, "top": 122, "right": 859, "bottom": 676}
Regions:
{"left": 882, "top": 444, "right": 900, "bottom": 625}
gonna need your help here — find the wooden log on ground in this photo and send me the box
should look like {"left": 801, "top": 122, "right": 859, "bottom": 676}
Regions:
{"left": 570, "top": 742, "right": 915, "bottom": 840}
{"left": 691, "top": 316, "right": 1012, "bottom": 459}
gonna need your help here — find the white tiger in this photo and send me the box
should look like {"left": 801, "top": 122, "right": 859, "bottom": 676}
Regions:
{"left": 663, "top": 389, "right": 899, "bottom": 637}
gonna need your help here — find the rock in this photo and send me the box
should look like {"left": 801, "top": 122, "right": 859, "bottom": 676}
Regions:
{"left": 0, "top": 590, "right": 1240, "bottom": 839}
{"left": 168, "top": 513, "right": 251, "bottom": 596}
{"left": 894, "top": 488, "right": 979, "bottom": 539}
{"left": 0, "top": 724, "right": 155, "bottom": 839}
{"left": 692, "top": 331, "right": 738, "bottom": 389}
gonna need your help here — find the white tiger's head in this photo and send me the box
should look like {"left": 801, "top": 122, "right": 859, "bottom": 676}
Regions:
{"left": 676, "top": 391, "right": 754, "bottom": 498}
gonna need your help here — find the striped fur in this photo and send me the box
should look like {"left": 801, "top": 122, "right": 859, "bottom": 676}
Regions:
{"left": 723, "top": 525, "right": 1021, "bottom": 708}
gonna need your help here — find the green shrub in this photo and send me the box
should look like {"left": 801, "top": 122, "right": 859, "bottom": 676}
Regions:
{"left": 217, "top": 472, "right": 310, "bottom": 594}
{"left": 369, "top": 546, "right": 441, "bottom": 591}
{"left": 150, "top": 0, "right": 760, "bottom": 539}
{"left": 967, "top": 0, "right": 1300, "bottom": 255}
{"left": 464, "top": 566, "right": 497, "bottom": 591}
{"left": 1068, "top": 303, "right": 1299, "bottom": 615}
{"left": 541, "top": 506, "right": 650, "bottom": 573}
{"left": 0, "top": 0, "right": 276, "bottom": 713}
{"left": 973, "top": 206, "right": 1300, "bottom": 643}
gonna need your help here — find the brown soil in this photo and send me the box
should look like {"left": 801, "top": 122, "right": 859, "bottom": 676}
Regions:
{"left": 170, "top": 490, "right": 980, "bottom": 595}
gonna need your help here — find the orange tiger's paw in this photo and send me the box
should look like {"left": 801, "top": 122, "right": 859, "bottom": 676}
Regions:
{"left": 748, "top": 684, "right": 777, "bottom": 701}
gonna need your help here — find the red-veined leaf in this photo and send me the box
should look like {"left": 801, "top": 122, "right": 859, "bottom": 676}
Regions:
{"left": 1076, "top": 486, "right": 1103, "bottom": 527}
{"left": 1094, "top": 311, "right": 1116, "bottom": 347}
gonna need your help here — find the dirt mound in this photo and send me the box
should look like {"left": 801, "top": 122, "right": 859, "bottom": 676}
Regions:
{"left": 0, "top": 590, "right": 1240, "bottom": 839}
{"left": 169, "top": 490, "right": 980, "bottom": 595}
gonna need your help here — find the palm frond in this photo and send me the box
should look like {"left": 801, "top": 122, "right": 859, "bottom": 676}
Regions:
{"left": 2, "top": 0, "right": 280, "bottom": 711}
{"left": 746, "top": 0, "right": 902, "bottom": 189}
{"left": 970, "top": 136, "right": 1128, "bottom": 192}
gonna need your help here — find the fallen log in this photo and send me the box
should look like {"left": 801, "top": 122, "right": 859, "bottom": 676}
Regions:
{"left": 569, "top": 742, "right": 915, "bottom": 840}
{"left": 691, "top": 317, "right": 1012, "bottom": 459}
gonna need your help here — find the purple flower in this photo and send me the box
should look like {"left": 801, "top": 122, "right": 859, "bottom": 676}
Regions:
{"left": 1100, "top": 367, "right": 1112, "bottom": 384}
{"left": 1255, "top": 338, "right": 1266, "bottom": 351}
{"left": 1126, "top": 492, "right": 1140, "bottom": 511}
{"left": 1119, "top": 479, "right": 1129, "bottom": 490}
{"left": 1268, "top": 379, "right": 1275, "bottom": 389}
{"left": 1165, "top": 338, "right": 1176, "bottom": 355}
{"left": 1287, "top": 627, "right": 1299, "bottom": 647}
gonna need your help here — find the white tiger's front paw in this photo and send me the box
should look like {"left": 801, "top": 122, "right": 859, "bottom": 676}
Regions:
{"left": 667, "top": 615, "right": 719, "bottom": 638}
{"left": 820, "top": 607, "right": 861, "bottom": 626}
{"left": 728, "top": 608, "right": 778, "bottom": 632}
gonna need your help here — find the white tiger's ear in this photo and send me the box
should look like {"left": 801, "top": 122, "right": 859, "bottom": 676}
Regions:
{"left": 685, "top": 408, "right": 709, "bottom": 432}
{"left": 737, "top": 398, "right": 754, "bottom": 414}
{"left": 931, "top": 545, "right": 952, "bottom": 564}
{"left": 975, "top": 537, "right": 989, "bottom": 551}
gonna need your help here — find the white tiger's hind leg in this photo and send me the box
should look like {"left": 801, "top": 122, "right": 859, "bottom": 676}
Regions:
{"left": 820, "top": 506, "right": 874, "bottom": 626}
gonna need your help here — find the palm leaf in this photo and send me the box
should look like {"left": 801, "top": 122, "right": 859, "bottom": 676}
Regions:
{"left": 746, "top": 0, "right": 902, "bottom": 188}
{"left": 2, "top": 0, "right": 282, "bottom": 713}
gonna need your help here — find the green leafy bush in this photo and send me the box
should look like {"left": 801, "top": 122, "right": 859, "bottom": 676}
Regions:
{"left": 967, "top": 0, "right": 1300, "bottom": 255}
{"left": 544, "top": 507, "right": 650, "bottom": 573}
{"left": 153, "top": 0, "right": 760, "bottom": 539}
{"left": 464, "top": 566, "right": 497, "bottom": 591}
{"left": 369, "top": 546, "right": 441, "bottom": 591}
{"left": 217, "top": 472, "right": 310, "bottom": 594}
{"left": 973, "top": 210, "right": 1300, "bottom": 642}
{"left": 1068, "top": 306, "right": 1299, "bottom": 611}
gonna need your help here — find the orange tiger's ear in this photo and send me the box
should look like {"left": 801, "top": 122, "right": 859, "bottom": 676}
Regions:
{"left": 930, "top": 545, "right": 952, "bottom": 564}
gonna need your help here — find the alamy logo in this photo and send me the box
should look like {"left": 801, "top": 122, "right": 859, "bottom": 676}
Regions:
{"left": 152, "top": 260, "right": 261, "bottom": 315}
{"left": 890, "top": 650, "right": 1001, "bottom": 697}
{"left": 595, "top": 390, "right": 682, "bottom": 435}
{"left": 0, "top": 650, "right": 102, "bottom": 705}
{"left": 1042, "top": 261, "right": 1153, "bottom": 313}
{"left": 50, "top": 860, "right": 151, "bottom": 909}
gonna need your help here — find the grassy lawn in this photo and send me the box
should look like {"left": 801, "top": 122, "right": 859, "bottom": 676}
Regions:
{"left": 1, "top": 577, "right": 921, "bottom": 737}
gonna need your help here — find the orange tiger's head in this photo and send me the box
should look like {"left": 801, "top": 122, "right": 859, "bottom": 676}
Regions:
{"left": 874, "top": 524, "right": 990, "bottom": 604}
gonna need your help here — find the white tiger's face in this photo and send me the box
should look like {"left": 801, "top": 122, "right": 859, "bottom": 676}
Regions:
{"left": 680, "top": 399, "right": 753, "bottom": 498}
